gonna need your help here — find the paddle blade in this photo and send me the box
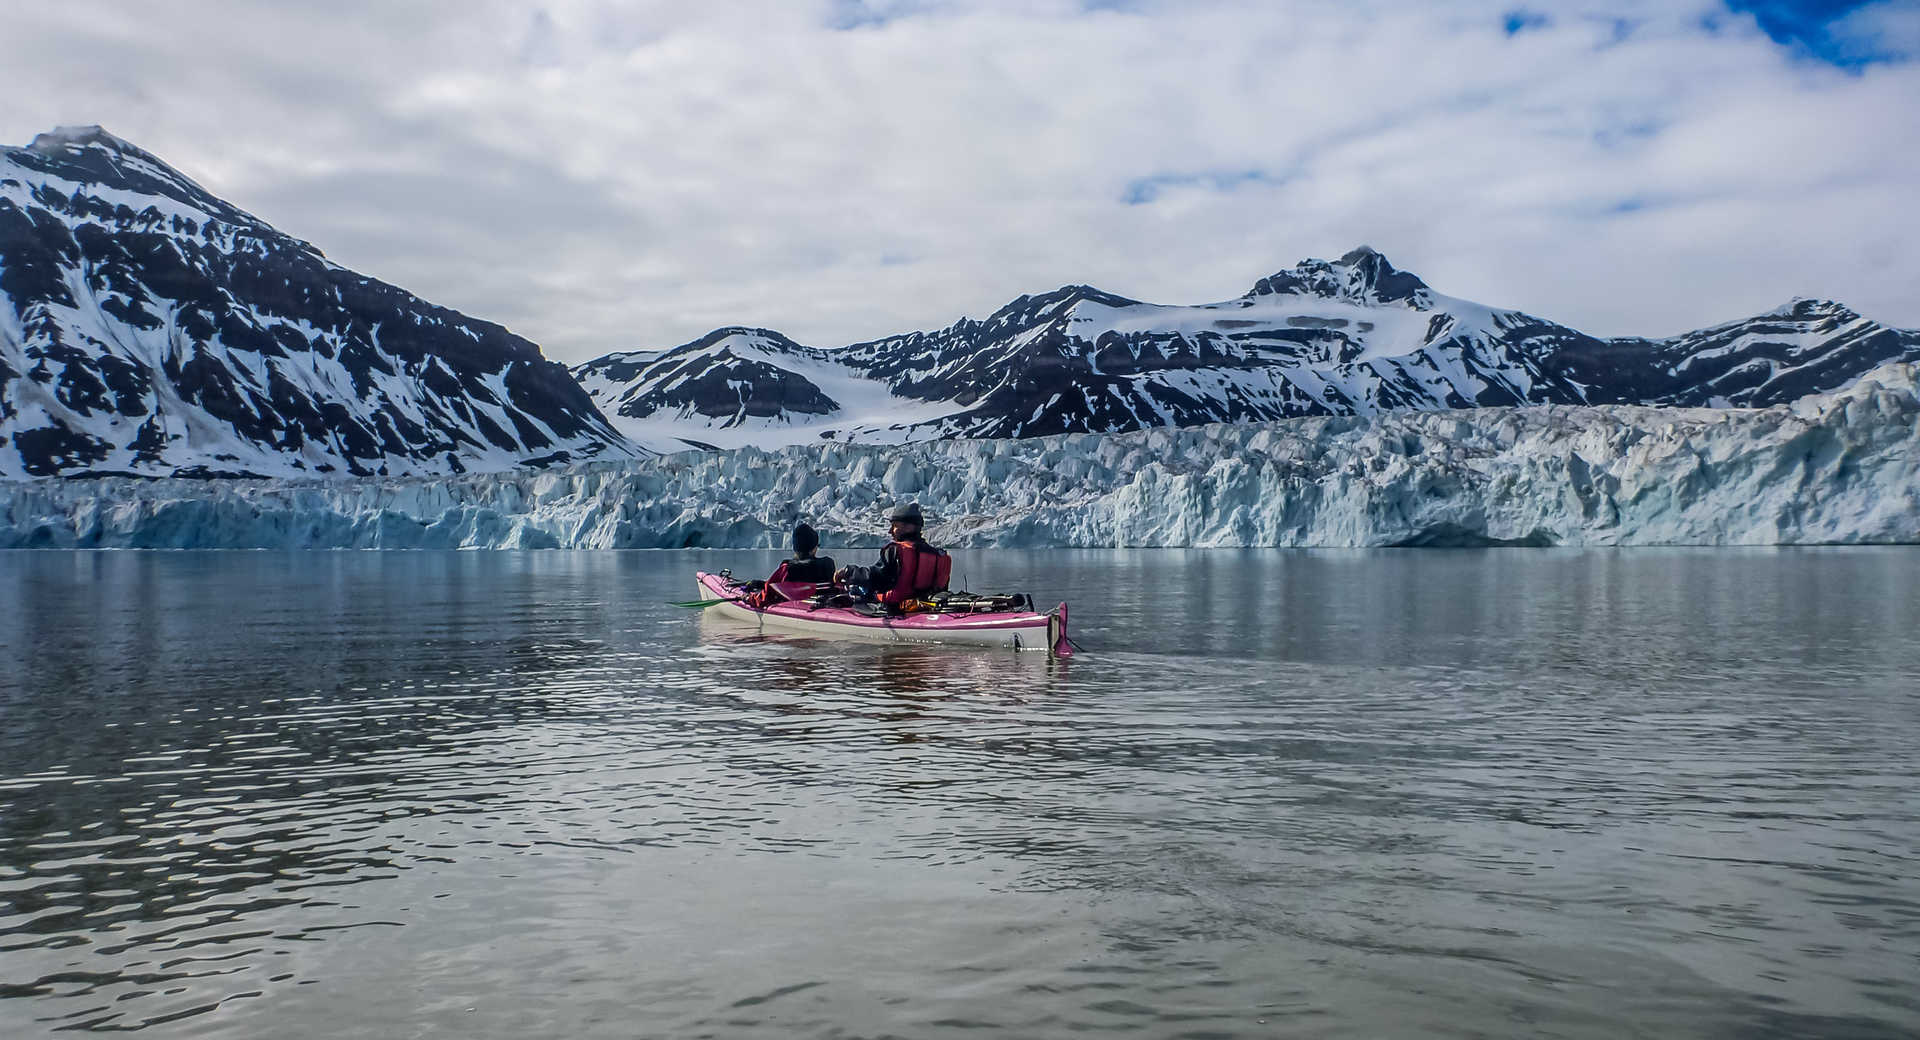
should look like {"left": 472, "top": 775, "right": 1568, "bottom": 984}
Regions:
{"left": 670, "top": 596, "right": 740, "bottom": 609}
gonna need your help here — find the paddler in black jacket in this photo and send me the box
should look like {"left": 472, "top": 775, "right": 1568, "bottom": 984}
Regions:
{"left": 768, "top": 522, "right": 834, "bottom": 584}
{"left": 835, "top": 502, "right": 947, "bottom": 605}
{"left": 744, "top": 523, "right": 835, "bottom": 608}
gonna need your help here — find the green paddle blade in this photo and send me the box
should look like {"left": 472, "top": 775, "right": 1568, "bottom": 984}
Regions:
{"left": 670, "top": 596, "right": 741, "bottom": 609}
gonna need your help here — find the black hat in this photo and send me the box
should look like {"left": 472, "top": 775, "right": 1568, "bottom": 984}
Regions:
{"left": 792, "top": 522, "right": 819, "bottom": 556}
{"left": 887, "top": 502, "right": 924, "bottom": 525}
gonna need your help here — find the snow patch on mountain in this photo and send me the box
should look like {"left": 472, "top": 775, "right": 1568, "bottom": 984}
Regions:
{"left": 7, "top": 363, "right": 1914, "bottom": 550}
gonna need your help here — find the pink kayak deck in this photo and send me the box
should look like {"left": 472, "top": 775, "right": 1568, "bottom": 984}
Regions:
{"left": 697, "top": 571, "right": 1049, "bottom": 633}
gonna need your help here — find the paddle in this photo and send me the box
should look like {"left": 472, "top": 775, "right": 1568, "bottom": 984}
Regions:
{"left": 670, "top": 596, "right": 744, "bottom": 609}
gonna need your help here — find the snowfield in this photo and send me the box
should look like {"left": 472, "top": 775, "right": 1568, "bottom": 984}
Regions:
{"left": 3, "top": 364, "right": 1915, "bottom": 550}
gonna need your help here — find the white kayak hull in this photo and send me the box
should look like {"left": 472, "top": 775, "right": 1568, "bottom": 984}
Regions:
{"left": 694, "top": 572, "right": 1068, "bottom": 653}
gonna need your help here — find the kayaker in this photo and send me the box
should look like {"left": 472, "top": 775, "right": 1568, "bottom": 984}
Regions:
{"left": 768, "top": 522, "right": 835, "bottom": 584}
{"left": 834, "top": 502, "right": 951, "bottom": 608}
{"left": 745, "top": 522, "right": 836, "bottom": 608}
{"left": 744, "top": 521, "right": 837, "bottom": 610}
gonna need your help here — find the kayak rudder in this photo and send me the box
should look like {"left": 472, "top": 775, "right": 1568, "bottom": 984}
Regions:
{"left": 1049, "top": 603, "right": 1072, "bottom": 657}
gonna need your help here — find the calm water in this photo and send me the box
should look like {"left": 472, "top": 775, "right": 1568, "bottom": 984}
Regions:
{"left": 2, "top": 549, "right": 1917, "bottom": 1038}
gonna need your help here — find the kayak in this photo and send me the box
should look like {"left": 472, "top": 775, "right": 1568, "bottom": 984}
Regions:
{"left": 693, "top": 571, "right": 1072, "bottom": 655}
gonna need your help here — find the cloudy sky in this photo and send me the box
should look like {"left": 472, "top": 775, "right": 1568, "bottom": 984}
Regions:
{"left": 8, "top": 0, "right": 1917, "bottom": 362}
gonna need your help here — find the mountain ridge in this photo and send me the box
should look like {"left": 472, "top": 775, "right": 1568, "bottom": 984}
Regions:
{"left": 577, "top": 250, "right": 1919, "bottom": 452}
{"left": 0, "top": 125, "right": 637, "bottom": 479}
{"left": 5, "top": 125, "right": 1914, "bottom": 474}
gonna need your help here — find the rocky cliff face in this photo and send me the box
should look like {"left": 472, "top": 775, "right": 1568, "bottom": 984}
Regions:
{"left": 0, "top": 126, "right": 636, "bottom": 479}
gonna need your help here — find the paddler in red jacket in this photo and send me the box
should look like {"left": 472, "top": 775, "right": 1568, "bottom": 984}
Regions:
{"left": 835, "top": 502, "right": 951, "bottom": 607}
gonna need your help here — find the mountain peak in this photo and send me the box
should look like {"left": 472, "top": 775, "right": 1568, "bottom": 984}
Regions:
{"left": 9, "top": 123, "right": 269, "bottom": 235}
{"left": 22, "top": 126, "right": 183, "bottom": 179}
{"left": 28, "top": 124, "right": 140, "bottom": 155}
{"left": 1246, "top": 246, "right": 1431, "bottom": 306}
{"left": 686, "top": 326, "right": 810, "bottom": 353}
{"left": 982, "top": 284, "right": 1140, "bottom": 327}
{"left": 0, "top": 125, "right": 634, "bottom": 478}
{"left": 1766, "top": 297, "right": 1857, "bottom": 320}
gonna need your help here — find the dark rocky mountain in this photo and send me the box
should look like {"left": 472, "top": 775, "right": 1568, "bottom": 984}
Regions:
{"left": 0, "top": 126, "right": 636, "bottom": 479}
{"left": 572, "top": 327, "right": 958, "bottom": 451}
{"left": 576, "top": 246, "right": 1920, "bottom": 451}
{"left": 1538, "top": 297, "right": 1919, "bottom": 407}
{"left": 581, "top": 328, "right": 840, "bottom": 425}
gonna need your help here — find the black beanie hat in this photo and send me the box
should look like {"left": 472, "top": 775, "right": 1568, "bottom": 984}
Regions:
{"left": 792, "top": 522, "right": 819, "bottom": 556}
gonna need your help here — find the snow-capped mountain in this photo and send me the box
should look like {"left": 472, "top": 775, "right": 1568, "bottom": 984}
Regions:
{"left": 1542, "top": 297, "right": 1918, "bottom": 408}
{"left": 576, "top": 247, "right": 1920, "bottom": 451}
{"left": 0, "top": 126, "right": 636, "bottom": 479}
{"left": 571, "top": 327, "right": 955, "bottom": 451}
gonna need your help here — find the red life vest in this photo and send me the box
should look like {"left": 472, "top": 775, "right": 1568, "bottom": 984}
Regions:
{"left": 881, "top": 540, "right": 951, "bottom": 606}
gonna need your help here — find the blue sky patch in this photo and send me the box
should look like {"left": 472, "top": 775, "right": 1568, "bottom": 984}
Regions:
{"left": 1723, "top": 0, "right": 1909, "bottom": 67}
{"left": 826, "top": 0, "right": 935, "bottom": 31}
{"left": 1122, "top": 169, "right": 1279, "bottom": 206}
{"left": 1593, "top": 120, "right": 1662, "bottom": 149}
{"left": 1504, "top": 9, "right": 1551, "bottom": 36}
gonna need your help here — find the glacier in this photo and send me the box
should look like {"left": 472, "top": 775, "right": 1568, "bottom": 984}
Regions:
{"left": 2, "top": 364, "right": 1915, "bottom": 550}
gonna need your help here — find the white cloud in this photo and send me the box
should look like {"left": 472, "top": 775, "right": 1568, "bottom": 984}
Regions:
{"left": 6, "top": 0, "right": 1917, "bottom": 361}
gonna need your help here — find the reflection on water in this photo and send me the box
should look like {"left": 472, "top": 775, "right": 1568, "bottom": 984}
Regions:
{"left": 1, "top": 549, "right": 1918, "bottom": 1038}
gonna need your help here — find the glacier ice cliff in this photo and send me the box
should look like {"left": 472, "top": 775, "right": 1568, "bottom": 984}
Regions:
{"left": 3, "top": 364, "right": 1915, "bottom": 550}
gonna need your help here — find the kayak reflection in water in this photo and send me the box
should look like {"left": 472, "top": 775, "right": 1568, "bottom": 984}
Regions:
{"left": 834, "top": 502, "right": 951, "bottom": 608}
{"left": 744, "top": 522, "right": 835, "bottom": 609}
